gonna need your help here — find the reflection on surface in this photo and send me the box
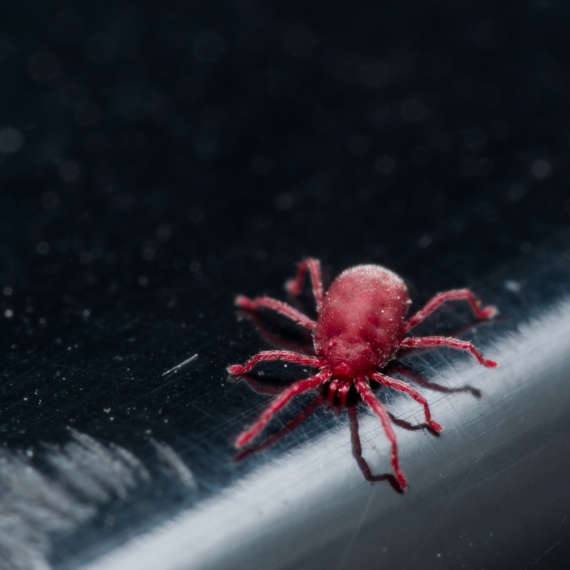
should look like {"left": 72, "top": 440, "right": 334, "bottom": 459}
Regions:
{"left": 0, "top": 429, "right": 194, "bottom": 570}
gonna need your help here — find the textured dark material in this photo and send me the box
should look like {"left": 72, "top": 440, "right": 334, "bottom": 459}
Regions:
{"left": 1, "top": 2, "right": 569, "bottom": 569}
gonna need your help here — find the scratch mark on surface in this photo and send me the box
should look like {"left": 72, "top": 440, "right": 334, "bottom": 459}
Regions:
{"left": 335, "top": 485, "right": 376, "bottom": 570}
{"left": 527, "top": 540, "right": 561, "bottom": 568}
{"left": 162, "top": 353, "right": 198, "bottom": 377}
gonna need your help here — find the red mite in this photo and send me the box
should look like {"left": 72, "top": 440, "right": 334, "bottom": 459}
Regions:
{"left": 227, "top": 258, "right": 498, "bottom": 490}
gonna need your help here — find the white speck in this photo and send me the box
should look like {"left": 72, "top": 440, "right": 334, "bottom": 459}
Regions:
{"left": 504, "top": 280, "right": 521, "bottom": 293}
{"left": 275, "top": 192, "right": 295, "bottom": 210}
{"left": 531, "top": 158, "right": 552, "bottom": 180}
{"left": 283, "top": 26, "right": 317, "bottom": 58}
{"left": 347, "top": 134, "right": 369, "bottom": 156}
{"left": 0, "top": 127, "right": 24, "bottom": 154}
{"left": 251, "top": 155, "right": 274, "bottom": 175}
{"left": 156, "top": 223, "right": 172, "bottom": 242}
{"left": 507, "top": 183, "right": 526, "bottom": 202}
{"left": 4, "top": 308, "right": 14, "bottom": 318}
{"left": 58, "top": 159, "right": 81, "bottom": 183}
{"left": 375, "top": 155, "right": 395, "bottom": 175}
{"left": 36, "top": 241, "right": 51, "bottom": 255}
{"left": 193, "top": 30, "right": 225, "bottom": 63}
{"left": 418, "top": 234, "right": 432, "bottom": 248}
{"left": 400, "top": 98, "right": 427, "bottom": 122}
{"left": 436, "top": 552, "right": 442, "bottom": 558}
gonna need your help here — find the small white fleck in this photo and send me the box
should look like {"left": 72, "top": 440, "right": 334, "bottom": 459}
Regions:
{"left": 193, "top": 30, "right": 225, "bottom": 63}
{"left": 418, "top": 234, "right": 432, "bottom": 248}
{"left": 531, "top": 158, "right": 552, "bottom": 180}
{"left": 4, "top": 308, "right": 14, "bottom": 318}
{"left": 0, "top": 127, "right": 24, "bottom": 153}
{"left": 36, "top": 241, "right": 51, "bottom": 255}
{"left": 375, "top": 154, "right": 395, "bottom": 175}
{"left": 504, "top": 279, "right": 521, "bottom": 293}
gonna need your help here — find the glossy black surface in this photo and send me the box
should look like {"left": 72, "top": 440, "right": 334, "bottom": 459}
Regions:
{"left": 1, "top": 3, "right": 570, "bottom": 569}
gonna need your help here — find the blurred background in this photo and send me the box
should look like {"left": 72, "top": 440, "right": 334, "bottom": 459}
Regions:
{"left": 1, "top": 2, "right": 569, "bottom": 569}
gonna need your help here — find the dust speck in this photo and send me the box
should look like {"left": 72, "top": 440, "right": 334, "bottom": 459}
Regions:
{"left": 0, "top": 127, "right": 24, "bottom": 154}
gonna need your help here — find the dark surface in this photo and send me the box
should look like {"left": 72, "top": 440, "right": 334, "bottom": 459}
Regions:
{"left": 1, "top": 2, "right": 570, "bottom": 569}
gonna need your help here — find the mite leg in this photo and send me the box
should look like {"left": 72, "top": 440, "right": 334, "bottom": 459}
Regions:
{"left": 227, "top": 350, "right": 322, "bottom": 376}
{"left": 399, "top": 336, "right": 498, "bottom": 368}
{"left": 285, "top": 258, "right": 325, "bottom": 312}
{"left": 403, "top": 289, "right": 497, "bottom": 334}
{"left": 338, "top": 381, "right": 351, "bottom": 407}
{"left": 236, "top": 395, "right": 324, "bottom": 462}
{"left": 371, "top": 372, "right": 442, "bottom": 432}
{"left": 328, "top": 378, "right": 340, "bottom": 406}
{"left": 355, "top": 377, "right": 407, "bottom": 490}
{"left": 235, "top": 296, "right": 316, "bottom": 331}
{"left": 235, "top": 368, "right": 332, "bottom": 448}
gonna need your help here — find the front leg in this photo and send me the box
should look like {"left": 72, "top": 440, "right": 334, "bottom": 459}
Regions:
{"left": 236, "top": 295, "right": 316, "bottom": 331}
{"left": 227, "top": 350, "right": 322, "bottom": 376}
{"left": 285, "top": 258, "right": 325, "bottom": 312}
{"left": 399, "top": 336, "right": 498, "bottom": 368}
{"left": 403, "top": 289, "right": 497, "bottom": 334}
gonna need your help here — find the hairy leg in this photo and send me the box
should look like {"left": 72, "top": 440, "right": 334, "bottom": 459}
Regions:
{"left": 235, "top": 368, "right": 332, "bottom": 448}
{"left": 338, "top": 381, "right": 351, "bottom": 407}
{"left": 400, "top": 336, "right": 498, "bottom": 367}
{"left": 235, "top": 295, "right": 316, "bottom": 331}
{"left": 328, "top": 378, "right": 340, "bottom": 406}
{"left": 403, "top": 289, "right": 497, "bottom": 334}
{"left": 227, "top": 350, "right": 322, "bottom": 376}
{"left": 355, "top": 377, "right": 407, "bottom": 490}
{"left": 236, "top": 395, "right": 324, "bottom": 462}
{"left": 285, "top": 258, "right": 324, "bottom": 311}
{"left": 371, "top": 372, "right": 442, "bottom": 432}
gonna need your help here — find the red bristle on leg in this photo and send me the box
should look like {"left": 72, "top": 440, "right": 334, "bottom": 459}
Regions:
{"left": 285, "top": 258, "right": 324, "bottom": 311}
{"left": 400, "top": 336, "right": 498, "bottom": 368}
{"left": 338, "top": 381, "right": 351, "bottom": 408}
{"left": 235, "top": 295, "right": 316, "bottom": 330}
{"left": 403, "top": 288, "right": 497, "bottom": 334}
{"left": 227, "top": 350, "right": 322, "bottom": 376}
{"left": 328, "top": 379, "right": 339, "bottom": 406}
